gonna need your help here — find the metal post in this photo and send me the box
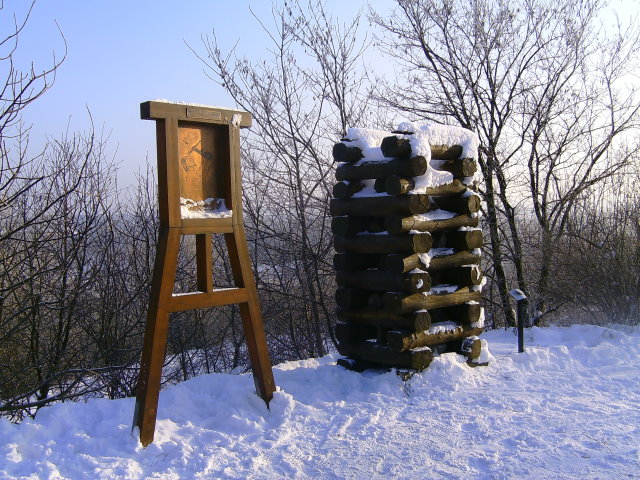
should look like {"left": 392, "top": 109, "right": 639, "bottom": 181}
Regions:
{"left": 509, "top": 289, "right": 527, "bottom": 353}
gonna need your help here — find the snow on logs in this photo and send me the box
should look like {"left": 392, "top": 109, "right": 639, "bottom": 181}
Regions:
{"left": 332, "top": 124, "right": 487, "bottom": 370}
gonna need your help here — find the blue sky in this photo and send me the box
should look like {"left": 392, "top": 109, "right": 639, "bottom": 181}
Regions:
{"left": 14, "top": 1, "right": 382, "bottom": 188}
{"left": 9, "top": 0, "right": 637, "bottom": 189}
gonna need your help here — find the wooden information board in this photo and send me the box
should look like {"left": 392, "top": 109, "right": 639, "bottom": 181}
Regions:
{"left": 132, "top": 101, "right": 276, "bottom": 446}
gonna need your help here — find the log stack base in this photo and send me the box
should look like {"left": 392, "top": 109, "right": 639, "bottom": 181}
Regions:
{"left": 332, "top": 131, "right": 488, "bottom": 371}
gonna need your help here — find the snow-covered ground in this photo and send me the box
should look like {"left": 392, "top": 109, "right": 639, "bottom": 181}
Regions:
{"left": 2, "top": 324, "right": 639, "bottom": 479}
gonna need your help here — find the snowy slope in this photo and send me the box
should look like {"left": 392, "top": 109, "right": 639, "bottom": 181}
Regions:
{"left": 1, "top": 325, "right": 639, "bottom": 479}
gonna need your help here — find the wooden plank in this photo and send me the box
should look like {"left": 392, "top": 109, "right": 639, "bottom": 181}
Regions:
{"left": 167, "top": 289, "right": 249, "bottom": 311}
{"left": 164, "top": 117, "right": 182, "bottom": 227}
{"left": 140, "top": 100, "right": 252, "bottom": 127}
{"left": 133, "top": 227, "right": 180, "bottom": 446}
{"left": 229, "top": 122, "right": 242, "bottom": 227}
{"left": 179, "top": 224, "right": 234, "bottom": 235}
{"left": 177, "top": 122, "right": 230, "bottom": 205}
{"left": 226, "top": 225, "right": 276, "bottom": 403}
{"left": 196, "top": 233, "right": 213, "bottom": 293}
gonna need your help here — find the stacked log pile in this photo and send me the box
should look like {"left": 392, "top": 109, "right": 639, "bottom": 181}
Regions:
{"left": 332, "top": 125, "right": 488, "bottom": 371}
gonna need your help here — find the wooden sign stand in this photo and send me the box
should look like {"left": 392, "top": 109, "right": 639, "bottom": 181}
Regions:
{"left": 133, "top": 101, "right": 276, "bottom": 446}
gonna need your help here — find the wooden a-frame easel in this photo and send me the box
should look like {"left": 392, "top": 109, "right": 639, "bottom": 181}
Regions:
{"left": 132, "top": 101, "right": 276, "bottom": 446}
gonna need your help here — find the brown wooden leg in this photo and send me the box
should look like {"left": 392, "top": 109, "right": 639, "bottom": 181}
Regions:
{"left": 195, "top": 233, "right": 213, "bottom": 293}
{"left": 225, "top": 226, "right": 276, "bottom": 403}
{"left": 133, "top": 228, "right": 180, "bottom": 446}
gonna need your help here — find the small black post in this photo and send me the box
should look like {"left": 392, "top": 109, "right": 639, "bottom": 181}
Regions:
{"left": 509, "top": 289, "right": 527, "bottom": 353}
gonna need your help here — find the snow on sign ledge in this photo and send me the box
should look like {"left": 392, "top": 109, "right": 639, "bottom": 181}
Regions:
{"left": 180, "top": 197, "right": 232, "bottom": 219}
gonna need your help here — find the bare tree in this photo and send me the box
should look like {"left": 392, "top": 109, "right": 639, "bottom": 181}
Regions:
{"left": 371, "top": 0, "right": 640, "bottom": 326}
{"left": 194, "top": 1, "right": 374, "bottom": 358}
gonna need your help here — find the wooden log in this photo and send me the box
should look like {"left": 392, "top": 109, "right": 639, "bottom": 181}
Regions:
{"left": 367, "top": 218, "right": 386, "bottom": 234}
{"left": 442, "top": 230, "right": 483, "bottom": 250}
{"left": 432, "top": 158, "right": 477, "bottom": 178}
{"left": 379, "top": 253, "right": 428, "bottom": 274}
{"left": 374, "top": 178, "right": 387, "bottom": 193}
{"left": 333, "top": 181, "right": 363, "bottom": 199}
{"left": 330, "top": 194, "right": 430, "bottom": 217}
{"left": 460, "top": 337, "right": 483, "bottom": 360}
{"left": 385, "top": 213, "right": 479, "bottom": 235}
{"left": 431, "top": 144, "right": 464, "bottom": 160}
{"left": 336, "top": 270, "right": 431, "bottom": 293}
{"left": 335, "top": 321, "right": 378, "bottom": 343}
{"left": 380, "top": 250, "right": 481, "bottom": 274}
{"left": 334, "top": 233, "right": 432, "bottom": 254}
{"left": 383, "top": 287, "right": 482, "bottom": 314}
{"left": 333, "top": 253, "right": 381, "bottom": 271}
{"left": 330, "top": 216, "right": 387, "bottom": 236}
{"left": 335, "top": 288, "right": 377, "bottom": 309}
{"left": 333, "top": 143, "right": 363, "bottom": 163}
{"left": 338, "top": 340, "right": 433, "bottom": 370}
{"left": 385, "top": 175, "right": 414, "bottom": 195}
{"left": 387, "top": 134, "right": 466, "bottom": 160}
{"left": 429, "top": 250, "right": 481, "bottom": 270}
{"left": 380, "top": 136, "right": 412, "bottom": 158}
{"left": 335, "top": 156, "right": 427, "bottom": 181}
{"left": 368, "top": 292, "right": 384, "bottom": 309}
{"left": 331, "top": 216, "right": 370, "bottom": 236}
{"left": 429, "top": 303, "right": 482, "bottom": 327}
{"left": 337, "top": 356, "right": 390, "bottom": 372}
{"left": 431, "top": 266, "right": 483, "bottom": 287}
{"left": 431, "top": 194, "right": 481, "bottom": 214}
{"left": 387, "top": 324, "right": 483, "bottom": 351}
{"left": 385, "top": 177, "right": 468, "bottom": 196}
{"left": 337, "top": 309, "right": 431, "bottom": 331}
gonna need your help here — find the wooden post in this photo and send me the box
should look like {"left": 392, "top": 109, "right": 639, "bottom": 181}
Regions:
{"left": 133, "top": 101, "right": 276, "bottom": 447}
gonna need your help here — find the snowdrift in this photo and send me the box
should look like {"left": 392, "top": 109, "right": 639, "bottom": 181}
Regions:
{"left": 2, "top": 324, "right": 639, "bottom": 479}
